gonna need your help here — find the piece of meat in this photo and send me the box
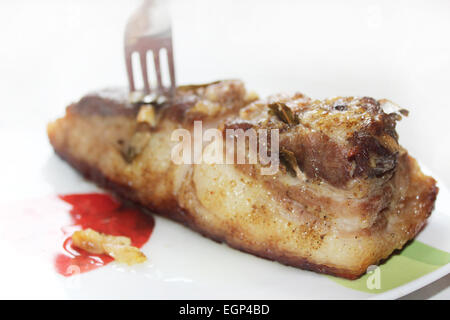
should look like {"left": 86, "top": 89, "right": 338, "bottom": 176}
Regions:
{"left": 47, "top": 80, "right": 438, "bottom": 279}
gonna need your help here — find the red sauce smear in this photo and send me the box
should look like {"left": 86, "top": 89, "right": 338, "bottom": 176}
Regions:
{"left": 54, "top": 193, "right": 154, "bottom": 276}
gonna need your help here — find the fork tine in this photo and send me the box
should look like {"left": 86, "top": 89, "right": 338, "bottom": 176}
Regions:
{"left": 152, "top": 50, "right": 163, "bottom": 91}
{"left": 125, "top": 51, "right": 135, "bottom": 92}
{"left": 166, "top": 45, "right": 176, "bottom": 93}
{"left": 139, "top": 51, "right": 151, "bottom": 94}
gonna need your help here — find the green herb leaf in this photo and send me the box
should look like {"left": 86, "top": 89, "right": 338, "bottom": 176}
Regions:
{"left": 268, "top": 102, "right": 299, "bottom": 125}
{"left": 177, "top": 81, "right": 221, "bottom": 92}
{"left": 280, "top": 148, "right": 300, "bottom": 177}
{"left": 119, "top": 131, "right": 151, "bottom": 163}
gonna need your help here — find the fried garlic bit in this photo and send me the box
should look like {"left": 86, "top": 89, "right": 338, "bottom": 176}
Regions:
{"left": 137, "top": 105, "right": 156, "bottom": 127}
{"left": 190, "top": 100, "right": 222, "bottom": 116}
{"left": 71, "top": 228, "right": 147, "bottom": 265}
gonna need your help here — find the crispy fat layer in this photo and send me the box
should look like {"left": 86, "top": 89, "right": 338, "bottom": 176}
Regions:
{"left": 47, "top": 80, "right": 438, "bottom": 278}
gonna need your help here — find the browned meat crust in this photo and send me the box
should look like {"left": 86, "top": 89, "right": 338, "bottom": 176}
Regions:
{"left": 47, "top": 80, "right": 438, "bottom": 279}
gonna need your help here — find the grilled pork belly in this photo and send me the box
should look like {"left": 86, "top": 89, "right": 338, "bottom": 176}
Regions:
{"left": 47, "top": 80, "right": 437, "bottom": 279}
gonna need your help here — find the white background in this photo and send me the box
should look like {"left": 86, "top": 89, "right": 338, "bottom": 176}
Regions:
{"left": 0, "top": 0, "right": 448, "bottom": 299}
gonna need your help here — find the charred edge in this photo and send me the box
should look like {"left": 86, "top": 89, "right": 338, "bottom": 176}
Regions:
{"left": 71, "top": 96, "right": 140, "bottom": 117}
{"left": 348, "top": 132, "right": 398, "bottom": 179}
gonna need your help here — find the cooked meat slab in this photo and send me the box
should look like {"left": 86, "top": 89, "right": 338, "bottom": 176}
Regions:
{"left": 47, "top": 80, "right": 438, "bottom": 279}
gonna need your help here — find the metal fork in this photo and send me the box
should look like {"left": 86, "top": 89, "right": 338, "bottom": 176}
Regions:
{"left": 124, "top": 0, "right": 176, "bottom": 95}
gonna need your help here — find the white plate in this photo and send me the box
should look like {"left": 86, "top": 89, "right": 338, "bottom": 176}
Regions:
{"left": 0, "top": 128, "right": 448, "bottom": 300}
{"left": 0, "top": 0, "right": 449, "bottom": 299}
